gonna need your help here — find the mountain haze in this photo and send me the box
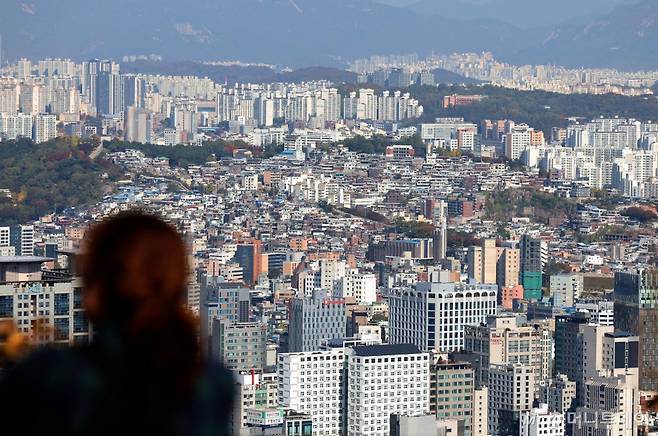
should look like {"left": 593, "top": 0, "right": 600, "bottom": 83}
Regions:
{"left": 0, "top": 0, "right": 656, "bottom": 70}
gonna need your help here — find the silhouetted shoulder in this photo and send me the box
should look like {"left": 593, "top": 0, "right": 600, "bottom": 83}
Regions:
{"left": 0, "top": 347, "right": 93, "bottom": 436}
{"left": 0, "top": 349, "right": 235, "bottom": 436}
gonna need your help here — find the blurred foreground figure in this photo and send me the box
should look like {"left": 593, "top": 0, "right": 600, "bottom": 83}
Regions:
{"left": 0, "top": 212, "right": 233, "bottom": 436}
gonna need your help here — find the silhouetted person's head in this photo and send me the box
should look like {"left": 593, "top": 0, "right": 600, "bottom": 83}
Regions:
{"left": 0, "top": 211, "right": 234, "bottom": 435}
{"left": 80, "top": 211, "right": 198, "bottom": 377}
{"left": 82, "top": 212, "right": 187, "bottom": 332}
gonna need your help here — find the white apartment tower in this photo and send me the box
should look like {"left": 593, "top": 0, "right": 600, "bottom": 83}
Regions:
{"left": 33, "top": 114, "right": 57, "bottom": 143}
{"left": 347, "top": 344, "right": 430, "bottom": 436}
{"left": 277, "top": 348, "right": 347, "bottom": 435}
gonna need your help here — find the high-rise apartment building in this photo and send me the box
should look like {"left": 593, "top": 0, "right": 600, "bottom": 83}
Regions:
{"left": 278, "top": 348, "right": 347, "bottom": 435}
{"left": 0, "top": 113, "right": 32, "bottom": 140}
{"left": 124, "top": 106, "right": 153, "bottom": 144}
{"left": 347, "top": 344, "right": 430, "bottom": 436}
{"left": 32, "top": 114, "right": 57, "bottom": 144}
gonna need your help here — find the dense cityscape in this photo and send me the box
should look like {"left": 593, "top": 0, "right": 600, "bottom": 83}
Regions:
{"left": 2, "top": 22, "right": 658, "bottom": 436}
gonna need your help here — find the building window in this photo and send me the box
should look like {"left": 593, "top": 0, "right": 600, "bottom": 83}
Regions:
{"left": 0, "top": 295, "right": 14, "bottom": 317}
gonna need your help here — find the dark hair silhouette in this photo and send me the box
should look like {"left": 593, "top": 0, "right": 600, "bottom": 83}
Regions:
{"left": 0, "top": 211, "right": 233, "bottom": 436}
{"left": 80, "top": 211, "right": 200, "bottom": 394}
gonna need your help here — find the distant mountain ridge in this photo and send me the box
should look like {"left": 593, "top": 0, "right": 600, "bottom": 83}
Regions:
{"left": 121, "top": 61, "right": 359, "bottom": 84}
{"left": 0, "top": 0, "right": 656, "bottom": 70}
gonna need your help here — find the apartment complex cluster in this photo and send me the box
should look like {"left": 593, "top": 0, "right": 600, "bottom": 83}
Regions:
{"left": 0, "top": 58, "right": 422, "bottom": 147}
{"left": 349, "top": 52, "right": 658, "bottom": 95}
{"left": 419, "top": 116, "right": 658, "bottom": 200}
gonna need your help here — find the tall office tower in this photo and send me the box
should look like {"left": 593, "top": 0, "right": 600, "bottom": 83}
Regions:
{"left": 388, "top": 282, "right": 497, "bottom": 353}
{"left": 255, "top": 96, "right": 274, "bottom": 127}
{"left": 347, "top": 345, "right": 430, "bottom": 436}
{"left": 10, "top": 224, "right": 34, "bottom": 256}
{"left": 539, "top": 375, "right": 577, "bottom": 414}
{"left": 467, "top": 239, "right": 498, "bottom": 284}
{"left": 520, "top": 234, "right": 543, "bottom": 300}
{"left": 97, "top": 69, "right": 123, "bottom": 116}
{"left": 554, "top": 312, "right": 614, "bottom": 405}
{"left": 430, "top": 359, "right": 476, "bottom": 436}
{"left": 235, "top": 240, "right": 263, "bottom": 286}
{"left": 0, "top": 257, "right": 90, "bottom": 348}
{"left": 288, "top": 290, "right": 346, "bottom": 352}
{"left": 572, "top": 375, "right": 639, "bottom": 436}
{"left": 581, "top": 322, "right": 614, "bottom": 379}
{"left": 614, "top": 268, "right": 658, "bottom": 391}
{"left": 210, "top": 320, "right": 267, "bottom": 372}
{"left": 19, "top": 84, "right": 43, "bottom": 114}
{"left": 464, "top": 314, "right": 553, "bottom": 388}
{"left": 32, "top": 114, "right": 57, "bottom": 144}
{"left": 0, "top": 78, "right": 19, "bottom": 114}
{"left": 82, "top": 59, "right": 119, "bottom": 115}
{"left": 124, "top": 106, "right": 153, "bottom": 144}
{"left": 122, "top": 74, "right": 145, "bottom": 110}
{"left": 494, "top": 248, "right": 519, "bottom": 287}
{"left": 487, "top": 363, "right": 535, "bottom": 436}
{"left": 519, "top": 404, "right": 565, "bottom": 436}
{"left": 199, "top": 277, "right": 251, "bottom": 352}
{"left": 231, "top": 371, "right": 279, "bottom": 435}
{"left": 426, "top": 199, "right": 448, "bottom": 262}
{"left": 278, "top": 348, "right": 347, "bottom": 435}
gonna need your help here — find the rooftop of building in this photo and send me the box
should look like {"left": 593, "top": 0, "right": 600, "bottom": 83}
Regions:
{"left": 0, "top": 256, "right": 52, "bottom": 264}
{"left": 604, "top": 331, "right": 637, "bottom": 338}
{"left": 352, "top": 344, "right": 422, "bottom": 357}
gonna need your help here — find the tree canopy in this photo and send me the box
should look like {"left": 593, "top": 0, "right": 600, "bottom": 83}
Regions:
{"left": 0, "top": 137, "right": 120, "bottom": 225}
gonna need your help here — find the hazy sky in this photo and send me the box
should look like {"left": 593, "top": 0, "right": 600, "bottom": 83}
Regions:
{"left": 373, "top": 0, "right": 632, "bottom": 27}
